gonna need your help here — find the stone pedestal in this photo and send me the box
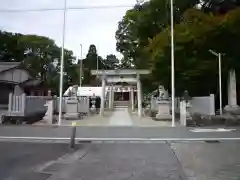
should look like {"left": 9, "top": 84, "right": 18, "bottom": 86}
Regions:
{"left": 224, "top": 105, "right": 240, "bottom": 114}
{"left": 155, "top": 100, "right": 172, "bottom": 120}
{"left": 64, "top": 97, "right": 79, "bottom": 119}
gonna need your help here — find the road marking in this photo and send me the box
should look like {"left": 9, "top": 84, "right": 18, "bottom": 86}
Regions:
{"left": 72, "top": 122, "right": 77, "bottom": 126}
{"left": 190, "top": 128, "right": 236, "bottom": 132}
{"left": 0, "top": 136, "right": 240, "bottom": 141}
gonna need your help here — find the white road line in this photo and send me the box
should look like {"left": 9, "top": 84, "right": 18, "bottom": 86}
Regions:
{"left": 0, "top": 136, "right": 240, "bottom": 141}
{"left": 190, "top": 128, "right": 236, "bottom": 132}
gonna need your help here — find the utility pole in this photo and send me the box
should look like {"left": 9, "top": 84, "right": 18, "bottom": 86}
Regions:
{"left": 218, "top": 53, "right": 223, "bottom": 116}
{"left": 209, "top": 49, "right": 223, "bottom": 116}
{"left": 96, "top": 46, "right": 99, "bottom": 86}
{"left": 80, "top": 44, "right": 83, "bottom": 87}
{"left": 58, "top": 0, "right": 67, "bottom": 126}
{"left": 170, "top": 0, "right": 175, "bottom": 127}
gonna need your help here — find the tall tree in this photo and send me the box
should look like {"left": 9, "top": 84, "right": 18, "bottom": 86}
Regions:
{"left": 104, "top": 54, "right": 120, "bottom": 69}
{"left": 115, "top": 0, "right": 200, "bottom": 68}
{"left": 19, "top": 35, "right": 60, "bottom": 81}
{"left": 80, "top": 44, "right": 104, "bottom": 85}
{"left": 146, "top": 7, "right": 240, "bottom": 97}
{"left": 0, "top": 31, "right": 77, "bottom": 94}
{"left": 0, "top": 31, "right": 24, "bottom": 62}
{"left": 201, "top": 0, "right": 240, "bottom": 14}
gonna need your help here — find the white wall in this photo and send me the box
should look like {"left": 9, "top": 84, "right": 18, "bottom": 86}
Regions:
{"left": 189, "top": 94, "right": 215, "bottom": 115}
{"left": 150, "top": 95, "right": 215, "bottom": 116}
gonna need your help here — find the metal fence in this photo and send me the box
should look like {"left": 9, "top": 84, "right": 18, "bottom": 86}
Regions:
{"left": 8, "top": 93, "right": 47, "bottom": 117}
{"left": 53, "top": 96, "right": 90, "bottom": 115}
{"left": 8, "top": 94, "right": 92, "bottom": 118}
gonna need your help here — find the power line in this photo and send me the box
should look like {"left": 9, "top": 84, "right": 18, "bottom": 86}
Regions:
{"left": 0, "top": 5, "right": 135, "bottom": 13}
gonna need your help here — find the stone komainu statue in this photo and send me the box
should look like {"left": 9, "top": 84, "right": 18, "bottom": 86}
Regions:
{"left": 158, "top": 85, "right": 169, "bottom": 100}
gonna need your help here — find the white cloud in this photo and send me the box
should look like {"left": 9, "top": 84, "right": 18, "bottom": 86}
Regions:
{"left": 0, "top": 0, "right": 136, "bottom": 59}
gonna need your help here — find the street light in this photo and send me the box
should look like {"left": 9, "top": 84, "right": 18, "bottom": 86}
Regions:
{"left": 79, "top": 44, "right": 83, "bottom": 87}
{"left": 97, "top": 47, "right": 99, "bottom": 77}
{"left": 58, "top": 0, "right": 67, "bottom": 126}
{"left": 95, "top": 46, "right": 99, "bottom": 87}
{"left": 170, "top": 0, "right": 175, "bottom": 127}
{"left": 209, "top": 49, "right": 223, "bottom": 116}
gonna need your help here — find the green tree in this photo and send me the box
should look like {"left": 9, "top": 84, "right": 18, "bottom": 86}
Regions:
{"left": 104, "top": 54, "right": 120, "bottom": 69}
{"left": 0, "top": 31, "right": 78, "bottom": 94}
{"left": 19, "top": 35, "right": 59, "bottom": 81}
{"left": 201, "top": 0, "right": 240, "bottom": 14}
{"left": 0, "top": 31, "right": 25, "bottom": 62}
{"left": 146, "top": 7, "right": 240, "bottom": 96}
{"left": 115, "top": 0, "right": 200, "bottom": 68}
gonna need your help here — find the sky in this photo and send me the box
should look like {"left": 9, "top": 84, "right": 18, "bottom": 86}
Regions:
{"left": 0, "top": 0, "right": 137, "bottom": 60}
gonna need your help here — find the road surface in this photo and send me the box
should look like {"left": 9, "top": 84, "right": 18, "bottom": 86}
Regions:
{"left": 0, "top": 142, "right": 75, "bottom": 180}
{"left": 1, "top": 141, "right": 240, "bottom": 180}
{"left": 0, "top": 126, "right": 240, "bottom": 141}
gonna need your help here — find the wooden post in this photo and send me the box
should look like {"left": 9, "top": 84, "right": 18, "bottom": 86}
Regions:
{"left": 21, "top": 94, "right": 26, "bottom": 115}
{"left": 8, "top": 93, "right": 13, "bottom": 115}
{"left": 70, "top": 125, "right": 76, "bottom": 149}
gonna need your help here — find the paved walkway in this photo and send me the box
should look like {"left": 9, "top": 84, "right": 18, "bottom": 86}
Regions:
{"left": 109, "top": 108, "right": 133, "bottom": 126}
{"left": 35, "top": 108, "right": 172, "bottom": 127}
{"left": 39, "top": 143, "right": 186, "bottom": 180}
{"left": 33, "top": 105, "right": 175, "bottom": 127}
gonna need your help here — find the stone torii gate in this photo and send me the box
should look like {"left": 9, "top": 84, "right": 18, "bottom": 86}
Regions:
{"left": 91, "top": 69, "right": 150, "bottom": 117}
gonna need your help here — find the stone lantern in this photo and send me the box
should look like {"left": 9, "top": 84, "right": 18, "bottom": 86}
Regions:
{"left": 183, "top": 90, "right": 191, "bottom": 107}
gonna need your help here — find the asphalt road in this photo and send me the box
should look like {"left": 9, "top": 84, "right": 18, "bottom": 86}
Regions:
{"left": 172, "top": 142, "right": 240, "bottom": 179}
{"left": 0, "top": 142, "right": 76, "bottom": 180}
{"left": 0, "top": 141, "right": 240, "bottom": 180}
{"left": 0, "top": 126, "right": 240, "bottom": 140}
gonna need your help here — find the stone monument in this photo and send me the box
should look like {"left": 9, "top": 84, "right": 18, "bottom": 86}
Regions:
{"left": 224, "top": 69, "right": 240, "bottom": 114}
{"left": 155, "top": 85, "right": 171, "bottom": 120}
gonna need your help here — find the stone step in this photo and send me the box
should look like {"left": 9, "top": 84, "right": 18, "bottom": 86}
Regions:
{"left": 113, "top": 101, "right": 130, "bottom": 108}
{"left": 114, "top": 105, "right": 128, "bottom": 108}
